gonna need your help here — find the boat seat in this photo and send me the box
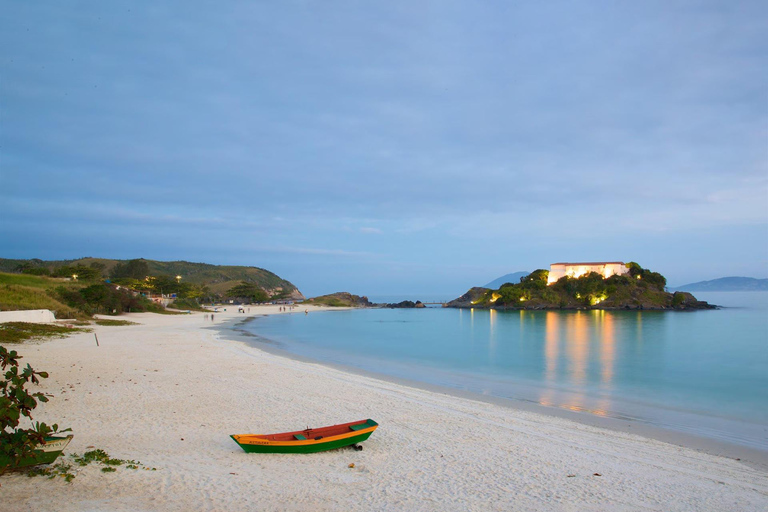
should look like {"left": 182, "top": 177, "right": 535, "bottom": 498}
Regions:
{"left": 293, "top": 434, "right": 307, "bottom": 440}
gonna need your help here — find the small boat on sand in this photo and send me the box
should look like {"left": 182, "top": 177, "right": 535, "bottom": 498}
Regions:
{"left": 231, "top": 419, "right": 378, "bottom": 454}
{"left": 0, "top": 435, "right": 74, "bottom": 470}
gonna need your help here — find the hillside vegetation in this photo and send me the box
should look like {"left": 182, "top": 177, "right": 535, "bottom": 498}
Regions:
{"left": 0, "top": 272, "right": 168, "bottom": 318}
{"left": 0, "top": 257, "right": 303, "bottom": 301}
{"left": 448, "top": 263, "right": 713, "bottom": 310}
{"left": 305, "top": 292, "right": 372, "bottom": 307}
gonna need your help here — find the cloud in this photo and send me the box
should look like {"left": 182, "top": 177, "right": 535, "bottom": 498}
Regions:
{"left": 2, "top": 1, "right": 766, "bottom": 292}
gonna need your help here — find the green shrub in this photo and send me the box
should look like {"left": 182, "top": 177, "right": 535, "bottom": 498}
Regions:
{"left": 0, "top": 346, "right": 69, "bottom": 475}
{"left": 27, "top": 448, "right": 155, "bottom": 482}
{"left": 20, "top": 267, "right": 50, "bottom": 276}
{"left": 0, "top": 285, "right": 80, "bottom": 319}
{"left": 93, "top": 319, "right": 137, "bottom": 326}
{"left": 168, "top": 298, "right": 205, "bottom": 311}
{"left": 57, "top": 284, "right": 149, "bottom": 316}
{"left": 225, "top": 282, "right": 269, "bottom": 303}
{"left": 0, "top": 323, "right": 89, "bottom": 344}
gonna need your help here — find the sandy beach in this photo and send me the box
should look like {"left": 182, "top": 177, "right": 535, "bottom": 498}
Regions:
{"left": 2, "top": 306, "right": 767, "bottom": 511}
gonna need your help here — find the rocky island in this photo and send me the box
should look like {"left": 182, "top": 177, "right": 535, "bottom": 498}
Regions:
{"left": 305, "top": 293, "right": 426, "bottom": 309}
{"left": 447, "top": 262, "right": 715, "bottom": 311}
{"left": 304, "top": 292, "right": 373, "bottom": 307}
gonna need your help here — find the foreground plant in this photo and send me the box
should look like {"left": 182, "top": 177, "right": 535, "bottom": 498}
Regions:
{"left": 0, "top": 322, "right": 89, "bottom": 344}
{"left": 27, "top": 448, "right": 156, "bottom": 482}
{"left": 0, "top": 345, "right": 70, "bottom": 476}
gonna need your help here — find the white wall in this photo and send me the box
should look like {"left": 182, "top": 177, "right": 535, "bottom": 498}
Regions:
{"left": 0, "top": 309, "right": 57, "bottom": 324}
{"left": 547, "top": 263, "right": 629, "bottom": 284}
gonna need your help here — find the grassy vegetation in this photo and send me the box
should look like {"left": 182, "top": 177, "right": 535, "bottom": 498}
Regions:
{"left": 93, "top": 319, "right": 138, "bottom": 326}
{"left": 168, "top": 298, "right": 206, "bottom": 311}
{"left": 0, "top": 285, "right": 81, "bottom": 319}
{"left": 25, "top": 448, "right": 156, "bottom": 482}
{"left": 0, "top": 322, "right": 91, "bottom": 343}
{"left": 0, "top": 273, "right": 87, "bottom": 319}
{"left": 0, "top": 273, "right": 59, "bottom": 287}
{"left": 311, "top": 297, "right": 349, "bottom": 307}
{"left": 0, "top": 257, "right": 302, "bottom": 299}
{"left": 0, "top": 271, "right": 192, "bottom": 319}
{"left": 306, "top": 292, "right": 371, "bottom": 307}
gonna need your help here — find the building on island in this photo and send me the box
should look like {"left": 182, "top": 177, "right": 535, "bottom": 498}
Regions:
{"left": 547, "top": 262, "right": 629, "bottom": 285}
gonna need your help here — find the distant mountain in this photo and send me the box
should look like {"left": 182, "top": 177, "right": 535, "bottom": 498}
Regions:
{"left": 673, "top": 277, "right": 768, "bottom": 292}
{"left": 484, "top": 271, "right": 529, "bottom": 289}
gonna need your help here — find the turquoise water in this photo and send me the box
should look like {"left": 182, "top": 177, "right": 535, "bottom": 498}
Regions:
{"left": 244, "top": 292, "right": 768, "bottom": 450}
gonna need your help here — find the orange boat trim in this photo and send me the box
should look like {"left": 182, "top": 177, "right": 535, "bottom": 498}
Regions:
{"left": 232, "top": 426, "right": 377, "bottom": 447}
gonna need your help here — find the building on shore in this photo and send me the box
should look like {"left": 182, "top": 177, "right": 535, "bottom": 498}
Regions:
{"left": 547, "top": 262, "right": 629, "bottom": 285}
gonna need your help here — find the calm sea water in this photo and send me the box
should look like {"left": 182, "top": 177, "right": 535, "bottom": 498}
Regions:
{"left": 244, "top": 292, "right": 768, "bottom": 450}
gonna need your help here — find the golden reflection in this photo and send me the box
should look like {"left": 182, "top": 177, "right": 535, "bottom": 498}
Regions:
{"left": 601, "top": 312, "right": 615, "bottom": 384}
{"left": 592, "top": 398, "right": 612, "bottom": 417}
{"left": 539, "top": 310, "right": 617, "bottom": 415}
{"left": 489, "top": 309, "right": 497, "bottom": 354}
{"left": 544, "top": 312, "right": 559, "bottom": 382}
{"left": 567, "top": 312, "right": 589, "bottom": 386}
{"left": 538, "top": 390, "right": 555, "bottom": 408}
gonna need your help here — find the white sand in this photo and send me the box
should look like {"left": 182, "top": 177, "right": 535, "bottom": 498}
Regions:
{"left": 2, "top": 306, "right": 767, "bottom": 511}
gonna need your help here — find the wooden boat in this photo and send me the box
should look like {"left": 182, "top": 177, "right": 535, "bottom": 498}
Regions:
{"left": 0, "top": 434, "right": 74, "bottom": 470}
{"left": 231, "top": 419, "right": 378, "bottom": 454}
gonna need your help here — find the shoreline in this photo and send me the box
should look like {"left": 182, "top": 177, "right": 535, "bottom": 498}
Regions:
{"left": 3, "top": 306, "right": 767, "bottom": 511}
{"left": 221, "top": 313, "right": 768, "bottom": 471}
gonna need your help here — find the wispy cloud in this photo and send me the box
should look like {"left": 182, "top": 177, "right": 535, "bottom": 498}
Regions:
{"left": 2, "top": 1, "right": 766, "bottom": 292}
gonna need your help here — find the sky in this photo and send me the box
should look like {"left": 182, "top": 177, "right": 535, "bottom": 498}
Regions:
{"left": 2, "top": 1, "right": 767, "bottom": 298}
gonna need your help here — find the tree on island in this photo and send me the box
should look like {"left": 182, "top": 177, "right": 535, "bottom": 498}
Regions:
{"left": 457, "top": 262, "right": 703, "bottom": 310}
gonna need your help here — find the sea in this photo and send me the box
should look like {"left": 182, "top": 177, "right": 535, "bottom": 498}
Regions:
{"left": 241, "top": 292, "right": 768, "bottom": 451}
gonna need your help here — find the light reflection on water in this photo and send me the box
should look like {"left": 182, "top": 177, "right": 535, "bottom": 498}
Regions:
{"left": 245, "top": 293, "right": 768, "bottom": 450}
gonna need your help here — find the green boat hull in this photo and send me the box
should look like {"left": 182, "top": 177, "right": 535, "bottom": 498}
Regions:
{"left": 0, "top": 435, "right": 73, "bottom": 470}
{"left": 231, "top": 431, "right": 375, "bottom": 454}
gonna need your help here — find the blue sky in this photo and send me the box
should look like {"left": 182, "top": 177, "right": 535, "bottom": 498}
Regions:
{"left": 2, "top": 1, "right": 766, "bottom": 297}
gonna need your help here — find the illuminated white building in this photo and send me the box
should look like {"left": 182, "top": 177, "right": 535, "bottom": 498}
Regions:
{"left": 547, "top": 262, "right": 629, "bottom": 285}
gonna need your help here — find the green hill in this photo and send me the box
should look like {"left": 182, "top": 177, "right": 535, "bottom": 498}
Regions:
{"left": 0, "top": 258, "right": 303, "bottom": 299}
{"left": 306, "top": 292, "right": 372, "bottom": 307}
{"left": 0, "top": 271, "right": 179, "bottom": 318}
{"left": 0, "top": 273, "right": 82, "bottom": 318}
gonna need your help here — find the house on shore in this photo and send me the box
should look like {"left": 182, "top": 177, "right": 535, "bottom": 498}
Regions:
{"left": 547, "top": 262, "right": 629, "bottom": 285}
